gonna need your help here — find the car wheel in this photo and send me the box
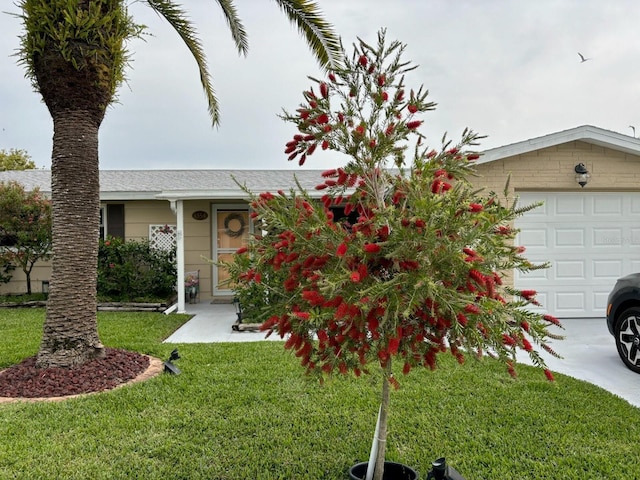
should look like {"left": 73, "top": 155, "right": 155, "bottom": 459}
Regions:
{"left": 614, "top": 308, "right": 640, "bottom": 374}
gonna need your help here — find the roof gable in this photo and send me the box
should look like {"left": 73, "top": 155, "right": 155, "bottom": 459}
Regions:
{"left": 477, "top": 125, "right": 640, "bottom": 164}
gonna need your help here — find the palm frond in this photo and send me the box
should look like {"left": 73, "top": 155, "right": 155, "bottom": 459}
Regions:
{"left": 146, "top": 0, "right": 220, "bottom": 126}
{"left": 214, "top": 0, "right": 249, "bottom": 56}
{"left": 273, "top": 0, "right": 343, "bottom": 69}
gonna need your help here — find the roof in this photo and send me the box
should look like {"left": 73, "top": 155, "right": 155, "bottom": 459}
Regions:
{"left": 0, "top": 169, "right": 330, "bottom": 201}
{"left": 477, "top": 125, "right": 640, "bottom": 164}
{"left": 2, "top": 125, "right": 639, "bottom": 200}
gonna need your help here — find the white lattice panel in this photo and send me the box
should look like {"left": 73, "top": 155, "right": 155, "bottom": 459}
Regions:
{"left": 149, "top": 224, "right": 177, "bottom": 251}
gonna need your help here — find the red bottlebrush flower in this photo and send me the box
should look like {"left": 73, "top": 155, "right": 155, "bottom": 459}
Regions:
{"left": 402, "top": 362, "right": 411, "bottom": 375}
{"left": 306, "top": 143, "right": 317, "bottom": 155}
{"left": 468, "top": 269, "right": 486, "bottom": 286}
{"left": 377, "top": 74, "right": 386, "bottom": 86}
{"left": 520, "top": 289, "right": 537, "bottom": 301}
{"left": 363, "top": 243, "right": 381, "bottom": 254}
{"left": 522, "top": 338, "right": 533, "bottom": 352}
{"left": 381, "top": 91, "right": 389, "bottom": 102}
{"left": 467, "top": 153, "right": 480, "bottom": 161}
{"left": 319, "top": 82, "right": 329, "bottom": 98}
{"left": 236, "top": 246, "right": 248, "bottom": 254}
{"left": 507, "top": 362, "right": 517, "bottom": 378}
{"left": 396, "top": 89, "right": 405, "bottom": 101}
{"left": 385, "top": 123, "right": 395, "bottom": 136}
{"left": 337, "top": 112, "right": 345, "bottom": 123}
{"left": 469, "top": 203, "right": 483, "bottom": 212}
{"left": 544, "top": 369, "right": 555, "bottom": 381}
{"left": 544, "top": 314, "right": 561, "bottom": 326}
{"left": 254, "top": 273, "right": 262, "bottom": 283}
{"left": 414, "top": 218, "right": 426, "bottom": 229}
{"left": 344, "top": 203, "right": 354, "bottom": 215}
{"left": 463, "top": 247, "right": 476, "bottom": 257}
{"left": 293, "top": 311, "right": 310, "bottom": 320}
{"left": 316, "top": 113, "right": 329, "bottom": 124}
{"left": 299, "top": 109, "right": 310, "bottom": 120}
{"left": 323, "top": 125, "right": 332, "bottom": 133}
{"left": 298, "top": 154, "right": 306, "bottom": 166}
{"left": 358, "top": 54, "right": 368, "bottom": 67}
{"left": 516, "top": 245, "right": 526, "bottom": 254}
{"left": 321, "top": 140, "right": 330, "bottom": 150}
{"left": 502, "top": 334, "right": 517, "bottom": 346}
{"left": 464, "top": 304, "right": 480, "bottom": 314}
{"left": 322, "top": 169, "right": 337, "bottom": 178}
{"left": 336, "top": 243, "right": 348, "bottom": 257}
{"left": 328, "top": 72, "right": 337, "bottom": 82}
{"left": 369, "top": 139, "right": 376, "bottom": 148}
{"left": 377, "top": 225, "right": 390, "bottom": 240}
{"left": 406, "top": 120, "right": 423, "bottom": 130}
{"left": 318, "top": 330, "right": 329, "bottom": 343}
{"left": 350, "top": 271, "right": 361, "bottom": 283}
{"left": 496, "top": 225, "right": 512, "bottom": 235}
{"left": 407, "top": 104, "right": 418, "bottom": 114}
{"left": 520, "top": 320, "right": 530, "bottom": 332}
{"left": 431, "top": 179, "right": 444, "bottom": 194}
{"left": 355, "top": 125, "right": 365, "bottom": 135}
{"left": 388, "top": 337, "right": 400, "bottom": 355}
{"left": 309, "top": 100, "right": 317, "bottom": 109}
{"left": 315, "top": 183, "right": 329, "bottom": 190}
{"left": 358, "top": 263, "right": 368, "bottom": 280}
{"left": 456, "top": 313, "right": 468, "bottom": 326}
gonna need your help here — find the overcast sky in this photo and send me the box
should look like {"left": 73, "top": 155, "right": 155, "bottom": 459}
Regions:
{"left": 1, "top": 1, "right": 640, "bottom": 170}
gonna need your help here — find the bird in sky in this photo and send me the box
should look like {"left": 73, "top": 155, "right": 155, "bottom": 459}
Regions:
{"left": 630, "top": 126, "right": 636, "bottom": 137}
{"left": 578, "top": 52, "right": 591, "bottom": 63}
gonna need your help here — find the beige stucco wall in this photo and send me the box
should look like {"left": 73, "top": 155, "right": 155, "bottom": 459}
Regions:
{"left": 473, "top": 141, "right": 640, "bottom": 196}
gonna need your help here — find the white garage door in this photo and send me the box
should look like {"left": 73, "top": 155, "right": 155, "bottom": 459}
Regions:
{"left": 515, "top": 192, "right": 640, "bottom": 318}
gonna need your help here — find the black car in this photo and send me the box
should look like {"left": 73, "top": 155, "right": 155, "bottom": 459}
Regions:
{"left": 606, "top": 273, "right": 640, "bottom": 373}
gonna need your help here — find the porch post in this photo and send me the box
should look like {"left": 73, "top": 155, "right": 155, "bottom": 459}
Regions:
{"left": 173, "top": 199, "right": 186, "bottom": 313}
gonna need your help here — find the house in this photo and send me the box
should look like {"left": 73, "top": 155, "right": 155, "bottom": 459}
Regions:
{"left": 1, "top": 125, "right": 639, "bottom": 318}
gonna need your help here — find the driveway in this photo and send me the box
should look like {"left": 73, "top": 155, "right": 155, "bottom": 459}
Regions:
{"left": 517, "top": 318, "right": 640, "bottom": 409}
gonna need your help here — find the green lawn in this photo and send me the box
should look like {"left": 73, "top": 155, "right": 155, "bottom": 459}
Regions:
{"left": 0, "top": 309, "right": 639, "bottom": 479}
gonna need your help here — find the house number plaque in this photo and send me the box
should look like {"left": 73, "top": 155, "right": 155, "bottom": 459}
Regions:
{"left": 192, "top": 211, "right": 208, "bottom": 221}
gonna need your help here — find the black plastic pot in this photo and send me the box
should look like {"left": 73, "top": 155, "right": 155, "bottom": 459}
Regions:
{"left": 348, "top": 461, "right": 418, "bottom": 480}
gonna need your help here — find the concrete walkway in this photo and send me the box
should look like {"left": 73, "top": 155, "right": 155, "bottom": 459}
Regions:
{"left": 164, "top": 303, "right": 640, "bottom": 409}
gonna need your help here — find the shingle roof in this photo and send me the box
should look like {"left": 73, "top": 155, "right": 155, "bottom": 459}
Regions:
{"left": 2, "top": 125, "right": 639, "bottom": 200}
{"left": 0, "top": 169, "right": 330, "bottom": 200}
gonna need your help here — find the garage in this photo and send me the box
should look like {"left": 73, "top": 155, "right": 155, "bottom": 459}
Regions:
{"left": 514, "top": 192, "right": 640, "bottom": 318}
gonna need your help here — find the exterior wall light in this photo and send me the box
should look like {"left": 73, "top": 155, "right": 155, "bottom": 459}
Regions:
{"left": 574, "top": 163, "right": 590, "bottom": 188}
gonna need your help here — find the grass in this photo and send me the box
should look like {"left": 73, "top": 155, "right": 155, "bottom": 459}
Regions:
{"left": 1, "top": 309, "right": 640, "bottom": 479}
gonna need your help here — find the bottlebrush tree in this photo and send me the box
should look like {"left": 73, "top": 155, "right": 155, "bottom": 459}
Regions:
{"left": 225, "top": 30, "right": 562, "bottom": 480}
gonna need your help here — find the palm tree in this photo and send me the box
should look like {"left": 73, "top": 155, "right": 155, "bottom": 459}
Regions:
{"left": 14, "top": 0, "right": 341, "bottom": 369}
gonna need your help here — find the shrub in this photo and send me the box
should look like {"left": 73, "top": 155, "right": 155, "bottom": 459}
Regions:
{"left": 97, "top": 237, "right": 176, "bottom": 302}
{"left": 0, "top": 254, "right": 15, "bottom": 285}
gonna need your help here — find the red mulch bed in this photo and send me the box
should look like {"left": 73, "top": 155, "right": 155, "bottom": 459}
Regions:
{"left": 0, "top": 348, "right": 150, "bottom": 398}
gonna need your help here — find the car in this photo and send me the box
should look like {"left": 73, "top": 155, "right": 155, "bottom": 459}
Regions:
{"left": 606, "top": 273, "right": 640, "bottom": 374}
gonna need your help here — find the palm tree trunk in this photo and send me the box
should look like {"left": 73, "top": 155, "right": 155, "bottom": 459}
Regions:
{"left": 373, "top": 360, "right": 392, "bottom": 480}
{"left": 36, "top": 111, "right": 104, "bottom": 368}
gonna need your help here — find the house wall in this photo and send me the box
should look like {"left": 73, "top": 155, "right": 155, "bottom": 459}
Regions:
{"left": 473, "top": 141, "right": 640, "bottom": 196}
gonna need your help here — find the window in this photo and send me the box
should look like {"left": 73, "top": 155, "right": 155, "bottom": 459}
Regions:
{"left": 100, "top": 204, "right": 125, "bottom": 239}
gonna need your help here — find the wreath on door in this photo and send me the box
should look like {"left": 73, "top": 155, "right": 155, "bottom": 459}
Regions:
{"left": 224, "top": 213, "right": 246, "bottom": 238}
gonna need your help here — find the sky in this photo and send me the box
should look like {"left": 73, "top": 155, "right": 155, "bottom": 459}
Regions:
{"left": 1, "top": 1, "right": 640, "bottom": 170}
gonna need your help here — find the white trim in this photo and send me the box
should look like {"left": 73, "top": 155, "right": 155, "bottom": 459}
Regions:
{"left": 175, "top": 200, "right": 186, "bottom": 314}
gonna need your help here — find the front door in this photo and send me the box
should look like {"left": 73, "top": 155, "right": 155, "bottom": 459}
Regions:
{"left": 213, "top": 206, "right": 250, "bottom": 295}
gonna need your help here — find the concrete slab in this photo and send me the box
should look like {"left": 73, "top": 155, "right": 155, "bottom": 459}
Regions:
{"left": 164, "top": 304, "right": 640, "bottom": 409}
